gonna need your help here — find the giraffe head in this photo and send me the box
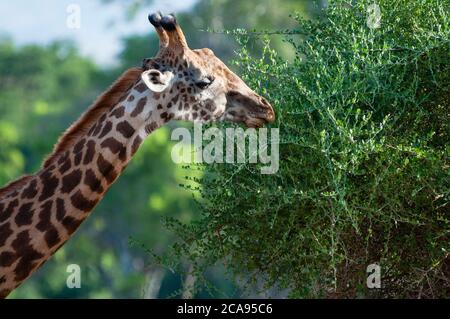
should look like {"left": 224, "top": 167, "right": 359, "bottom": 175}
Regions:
{"left": 141, "top": 13, "right": 275, "bottom": 128}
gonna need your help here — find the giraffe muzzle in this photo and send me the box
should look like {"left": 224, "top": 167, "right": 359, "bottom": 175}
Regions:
{"left": 225, "top": 91, "right": 275, "bottom": 128}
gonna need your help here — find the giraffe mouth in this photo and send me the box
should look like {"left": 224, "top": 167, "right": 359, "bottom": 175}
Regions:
{"left": 222, "top": 111, "right": 273, "bottom": 128}
{"left": 223, "top": 111, "right": 275, "bottom": 128}
{"left": 244, "top": 108, "right": 275, "bottom": 128}
{"left": 244, "top": 117, "right": 270, "bottom": 128}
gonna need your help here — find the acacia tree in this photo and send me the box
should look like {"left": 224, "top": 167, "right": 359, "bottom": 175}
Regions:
{"left": 163, "top": 0, "right": 449, "bottom": 298}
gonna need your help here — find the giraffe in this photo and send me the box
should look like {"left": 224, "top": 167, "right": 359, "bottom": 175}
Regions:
{"left": 0, "top": 13, "right": 275, "bottom": 298}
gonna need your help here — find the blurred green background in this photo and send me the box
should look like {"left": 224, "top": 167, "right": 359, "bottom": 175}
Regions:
{"left": 0, "top": 0, "right": 321, "bottom": 298}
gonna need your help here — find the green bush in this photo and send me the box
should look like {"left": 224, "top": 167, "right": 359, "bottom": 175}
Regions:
{"left": 164, "top": 0, "right": 449, "bottom": 298}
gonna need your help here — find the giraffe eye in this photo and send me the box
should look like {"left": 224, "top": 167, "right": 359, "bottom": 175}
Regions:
{"left": 195, "top": 76, "right": 214, "bottom": 89}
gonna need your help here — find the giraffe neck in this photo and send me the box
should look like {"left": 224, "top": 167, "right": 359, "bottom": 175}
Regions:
{"left": 0, "top": 77, "right": 169, "bottom": 298}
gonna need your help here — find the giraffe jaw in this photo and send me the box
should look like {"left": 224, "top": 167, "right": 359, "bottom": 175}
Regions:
{"left": 221, "top": 107, "right": 275, "bottom": 128}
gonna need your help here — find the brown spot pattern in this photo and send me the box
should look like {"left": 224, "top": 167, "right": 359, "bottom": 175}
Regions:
{"left": 59, "top": 157, "right": 72, "bottom": 175}
{"left": 56, "top": 198, "right": 65, "bottom": 221}
{"left": 116, "top": 121, "right": 135, "bottom": 138}
{"left": 98, "top": 121, "right": 113, "bottom": 139}
{"left": 83, "top": 140, "right": 96, "bottom": 165}
{"left": 97, "top": 154, "right": 117, "bottom": 184}
{"left": 61, "top": 169, "right": 82, "bottom": 194}
{"left": 11, "top": 230, "right": 44, "bottom": 281}
{"left": 0, "top": 223, "right": 13, "bottom": 246}
{"left": 62, "top": 216, "right": 82, "bottom": 235}
{"left": 131, "top": 97, "right": 146, "bottom": 117}
{"left": 111, "top": 106, "right": 125, "bottom": 119}
{"left": 15, "top": 202, "right": 34, "bottom": 227}
{"left": 0, "top": 251, "right": 18, "bottom": 267}
{"left": 101, "top": 137, "right": 127, "bottom": 161}
{"left": 74, "top": 152, "right": 83, "bottom": 166}
{"left": 135, "top": 83, "right": 147, "bottom": 93}
{"left": 44, "top": 226, "right": 60, "bottom": 248}
{"left": 36, "top": 200, "right": 52, "bottom": 232}
{"left": 131, "top": 136, "right": 142, "bottom": 156}
{"left": 70, "top": 191, "right": 97, "bottom": 212}
{"left": 0, "top": 199, "right": 18, "bottom": 223}
{"left": 84, "top": 169, "right": 103, "bottom": 194}
{"left": 73, "top": 138, "right": 86, "bottom": 154}
{"left": 38, "top": 170, "right": 59, "bottom": 201}
{"left": 21, "top": 179, "right": 38, "bottom": 199}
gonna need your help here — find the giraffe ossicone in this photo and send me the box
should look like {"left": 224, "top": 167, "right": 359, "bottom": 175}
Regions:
{"left": 0, "top": 12, "right": 275, "bottom": 298}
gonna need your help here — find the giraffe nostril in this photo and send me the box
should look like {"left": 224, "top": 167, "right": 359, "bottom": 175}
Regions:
{"left": 261, "top": 98, "right": 271, "bottom": 107}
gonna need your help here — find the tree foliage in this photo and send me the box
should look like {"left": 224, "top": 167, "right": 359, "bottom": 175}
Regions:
{"left": 165, "top": 0, "right": 449, "bottom": 298}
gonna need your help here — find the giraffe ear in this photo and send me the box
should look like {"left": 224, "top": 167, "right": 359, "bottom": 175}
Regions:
{"left": 141, "top": 69, "right": 174, "bottom": 93}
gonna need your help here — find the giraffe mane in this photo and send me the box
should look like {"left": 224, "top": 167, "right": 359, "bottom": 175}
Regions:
{"left": 0, "top": 67, "right": 143, "bottom": 199}
{"left": 43, "top": 67, "right": 143, "bottom": 167}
